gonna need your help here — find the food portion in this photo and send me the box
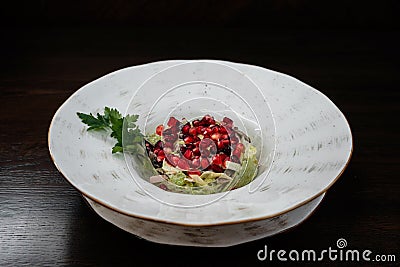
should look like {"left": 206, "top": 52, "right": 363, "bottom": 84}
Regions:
{"left": 77, "top": 108, "right": 259, "bottom": 194}
{"left": 145, "top": 115, "right": 258, "bottom": 193}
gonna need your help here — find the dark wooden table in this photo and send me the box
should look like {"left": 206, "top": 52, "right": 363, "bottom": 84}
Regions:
{"left": 1, "top": 27, "right": 398, "bottom": 266}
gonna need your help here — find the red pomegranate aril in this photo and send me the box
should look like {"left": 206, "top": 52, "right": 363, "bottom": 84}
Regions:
{"left": 221, "top": 134, "right": 229, "bottom": 140}
{"left": 223, "top": 116, "right": 233, "bottom": 125}
{"left": 200, "top": 138, "right": 212, "bottom": 147}
{"left": 184, "top": 136, "right": 194, "bottom": 144}
{"left": 154, "top": 148, "right": 161, "bottom": 155}
{"left": 212, "top": 126, "right": 220, "bottom": 134}
{"left": 156, "top": 125, "right": 164, "bottom": 136}
{"left": 200, "top": 158, "right": 209, "bottom": 169}
{"left": 222, "top": 157, "right": 231, "bottom": 168}
{"left": 220, "top": 126, "right": 228, "bottom": 135}
{"left": 181, "top": 124, "right": 190, "bottom": 135}
{"left": 211, "top": 164, "right": 224, "bottom": 172}
{"left": 159, "top": 184, "right": 168, "bottom": 190}
{"left": 183, "top": 149, "right": 193, "bottom": 160}
{"left": 157, "top": 154, "right": 165, "bottom": 162}
{"left": 212, "top": 155, "right": 223, "bottom": 166}
{"left": 236, "top": 143, "right": 245, "bottom": 153}
{"left": 167, "top": 117, "right": 179, "bottom": 127}
{"left": 177, "top": 158, "right": 190, "bottom": 170}
{"left": 180, "top": 146, "right": 187, "bottom": 154}
{"left": 167, "top": 155, "right": 180, "bottom": 166}
{"left": 154, "top": 140, "right": 163, "bottom": 149}
{"left": 205, "top": 127, "right": 213, "bottom": 135}
{"left": 230, "top": 136, "right": 239, "bottom": 144}
{"left": 217, "top": 141, "right": 225, "bottom": 150}
{"left": 188, "top": 127, "right": 197, "bottom": 136}
{"left": 232, "top": 148, "right": 242, "bottom": 158}
{"left": 201, "top": 149, "right": 210, "bottom": 157}
{"left": 191, "top": 158, "right": 201, "bottom": 168}
{"left": 203, "top": 115, "right": 215, "bottom": 125}
{"left": 222, "top": 139, "right": 230, "bottom": 146}
{"left": 192, "top": 147, "right": 200, "bottom": 156}
{"left": 231, "top": 155, "right": 240, "bottom": 163}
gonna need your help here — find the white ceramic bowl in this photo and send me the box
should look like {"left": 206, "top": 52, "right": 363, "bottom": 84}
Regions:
{"left": 48, "top": 60, "right": 352, "bottom": 246}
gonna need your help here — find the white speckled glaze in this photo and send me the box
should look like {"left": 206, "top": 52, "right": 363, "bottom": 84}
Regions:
{"left": 48, "top": 60, "right": 352, "bottom": 246}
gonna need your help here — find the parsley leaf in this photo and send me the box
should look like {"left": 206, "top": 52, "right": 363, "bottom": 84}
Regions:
{"left": 77, "top": 107, "right": 143, "bottom": 153}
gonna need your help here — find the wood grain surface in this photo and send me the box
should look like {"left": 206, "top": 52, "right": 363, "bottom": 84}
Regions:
{"left": 0, "top": 27, "right": 399, "bottom": 266}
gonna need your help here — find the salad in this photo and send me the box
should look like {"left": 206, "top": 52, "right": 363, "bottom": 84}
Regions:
{"left": 144, "top": 115, "right": 259, "bottom": 194}
{"left": 77, "top": 108, "right": 258, "bottom": 195}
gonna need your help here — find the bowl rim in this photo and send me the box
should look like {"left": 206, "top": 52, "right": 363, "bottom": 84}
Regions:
{"left": 48, "top": 59, "right": 353, "bottom": 227}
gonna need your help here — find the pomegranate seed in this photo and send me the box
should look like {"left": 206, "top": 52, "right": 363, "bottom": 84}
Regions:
{"left": 223, "top": 117, "right": 233, "bottom": 125}
{"left": 181, "top": 124, "right": 190, "bottom": 135}
{"left": 230, "top": 136, "right": 239, "bottom": 144}
{"left": 205, "top": 127, "right": 213, "bottom": 135}
{"left": 184, "top": 149, "right": 193, "bottom": 160}
{"left": 192, "top": 147, "right": 200, "bottom": 156}
{"left": 184, "top": 136, "right": 194, "bottom": 144}
{"left": 221, "top": 134, "right": 229, "bottom": 140}
{"left": 167, "top": 117, "right": 179, "bottom": 127}
{"left": 188, "top": 127, "right": 197, "bottom": 136}
{"left": 211, "top": 164, "right": 223, "bottom": 172}
{"left": 232, "top": 148, "right": 242, "bottom": 158}
{"left": 200, "top": 138, "right": 212, "bottom": 147}
{"left": 220, "top": 126, "right": 228, "bottom": 135}
{"left": 222, "top": 139, "right": 230, "bottom": 146}
{"left": 203, "top": 115, "right": 215, "bottom": 125}
{"left": 222, "top": 157, "right": 230, "bottom": 168}
{"left": 191, "top": 158, "right": 201, "bottom": 168}
{"left": 156, "top": 125, "right": 164, "bottom": 136}
{"left": 192, "top": 119, "right": 200, "bottom": 127}
{"left": 217, "top": 141, "right": 225, "bottom": 149}
{"left": 236, "top": 143, "right": 245, "bottom": 153}
{"left": 155, "top": 140, "right": 163, "bottom": 149}
{"left": 167, "top": 155, "right": 180, "bottom": 166}
{"left": 180, "top": 146, "right": 187, "bottom": 154}
{"left": 159, "top": 184, "right": 168, "bottom": 191}
{"left": 186, "top": 144, "right": 195, "bottom": 150}
{"left": 200, "top": 158, "right": 209, "bottom": 169}
{"left": 154, "top": 148, "right": 161, "bottom": 155}
{"left": 157, "top": 154, "right": 165, "bottom": 162}
{"left": 212, "top": 154, "right": 223, "bottom": 166}
{"left": 212, "top": 126, "right": 220, "bottom": 133}
{"left": 201, "top": 149, "right": 210, "bottom": 157}
{"left": 231, "top": 155, "right": 240, "bottom": 163}
{"left": 177, "top": 158, "right": 190, "bottom": 170}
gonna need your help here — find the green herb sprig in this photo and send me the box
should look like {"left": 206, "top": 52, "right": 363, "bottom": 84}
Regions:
{"left": 77, "top": 107, "right": 143, "bottom": 153}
